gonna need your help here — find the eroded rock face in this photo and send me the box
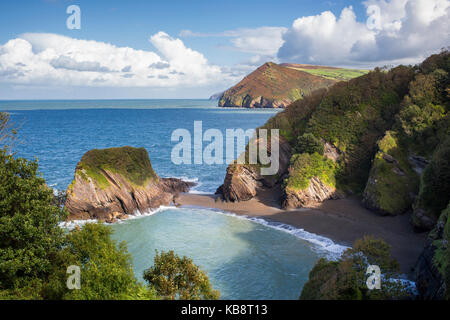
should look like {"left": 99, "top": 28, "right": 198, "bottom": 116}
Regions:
{"left": 282, "top": 176, "right": 344, "bottom": 209}
{"left": 65, "top": 148, "right": 193, "bottom": 223}
{"left": 415, "top": 239, "right": 446, "bottom": 300}
{"left": 216, "top": 135, "right": 291, "bottom": 202}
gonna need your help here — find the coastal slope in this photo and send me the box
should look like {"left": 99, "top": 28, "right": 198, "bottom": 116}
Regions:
{"left": 216, "top": 51, "right": 450, "bottom": 298}
{"left": 218, "top": 62, "right": 336, "bottom": 108}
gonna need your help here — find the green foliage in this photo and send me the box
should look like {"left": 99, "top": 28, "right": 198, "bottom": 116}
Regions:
{"left": 61, "top": 223, "right": 153, "bottom": 300}
{"left": 295, "top": 133, "right": 324, "bottom": 155}
{"left": 364, "top": 131, "right": 419, "bottom": 215}
{"left": 0, "top": 148, "right": 66, "bottom": 293}
{"left": 0, "top": 148, "right": 159, "bottom": 300}
{"left": 143, "top": 250, "right": 220, "bottom": 300}
{"left": 300, "top": 236, "right": 409, "bottom": 300}
{"left": 76, "top": 146, "right": 158, "bottom": 189}
{"left": 286, "top": 153, "right": 337, "bottom": 191}
{"left": 286, "top": 66, "right": 369, "bottom": 81}
{"left": 414, "top": 137, "right": 450, "bottom": 225}
{"left": 432, "top": 203, "right": 450, "bottom": 299}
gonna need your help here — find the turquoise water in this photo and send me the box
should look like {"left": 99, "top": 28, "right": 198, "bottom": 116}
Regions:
{"left": 110, "top": 207, "right": 323, "bottom": 300}
{"left": 3, "top": 99, "right": 345, "bottom": 299}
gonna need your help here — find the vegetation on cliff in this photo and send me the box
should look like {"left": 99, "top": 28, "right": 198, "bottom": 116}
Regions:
{"left": 285, "top": 152, "right": 337, "bottom": 192}
{"left": 75, "top": 146, "right": 158, "bottom": 189}
{"left": 300, "top": 237, "right": 410, "bottom": 300}
{"left": 432, "top": 203, "right": 450, "bottom": 300}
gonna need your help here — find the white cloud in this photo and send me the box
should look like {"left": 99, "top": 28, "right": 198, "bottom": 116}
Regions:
{"left": 0, "top": 32, "right": 240, "bottom": 89}
{"left": 278, "top": 0, "right": 450, "bottom": 66}
{"left": 180, "top": 27, "right": 287, "bottom": 56}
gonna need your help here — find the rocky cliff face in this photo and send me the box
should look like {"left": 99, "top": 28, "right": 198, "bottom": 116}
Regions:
{"left": 282, "top": 177, "right": 344, "bottom": 209}
{"left": 216, "top": 135, "right": 291, "bottom": 202}
{"left": 65, "top": 147, "right": 193, "bottom": 223}
{"left": 218, "top": 62, "right": 336, "bottom": 109}
{"left": 415, "top": 203, "right": 449, "bottom": 299}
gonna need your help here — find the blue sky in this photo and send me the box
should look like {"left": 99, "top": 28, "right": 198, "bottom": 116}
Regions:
{"left": 0, "top": 0, "right": 367, "bottom": 66}
{"left": 0, "top": 0, "right": 448, "bottom": 99}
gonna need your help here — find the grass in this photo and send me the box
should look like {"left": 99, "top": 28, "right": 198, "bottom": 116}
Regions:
{"left": 75, "top": 146, "right": 158, "bottom": 189}
{"left": 285, "top": 152, "right": 337, "bottom": 191}
{"left": 286, "top": 66, "right": 369, "bottom": 81}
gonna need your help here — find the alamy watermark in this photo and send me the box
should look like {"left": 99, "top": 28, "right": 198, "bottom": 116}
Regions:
{"left": 66, "top": 265, "right": 81, "bottom": 290}
{"left": 366, "top": 265, "right": 381, "bottom": 290}
{"left": 66, "top": 5, "right": 81, "bottom": 30}
{"left": 170, "top": 121, "right": 280, "bottom": 176}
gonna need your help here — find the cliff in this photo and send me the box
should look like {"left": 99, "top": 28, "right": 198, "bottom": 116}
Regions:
{"left": 217, "top": 51, "right": 450, "bottom": 299}
{"left": 65, "top": 146, "right": 193, "bottom": 223}
{"left": 218, "top": 62, "right": 336, "bottom": 109}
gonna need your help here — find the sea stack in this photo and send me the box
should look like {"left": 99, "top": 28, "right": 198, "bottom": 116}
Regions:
{"left": 65, "top": 146, "right": 194, "bottom": 223}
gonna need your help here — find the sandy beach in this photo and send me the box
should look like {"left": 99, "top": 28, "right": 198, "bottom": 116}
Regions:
{"left": 176, "top": 192, "right": 427, "bottom": 277}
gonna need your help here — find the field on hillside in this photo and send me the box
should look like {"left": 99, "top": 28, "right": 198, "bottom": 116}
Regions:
{"left": 284, "top": 65, "right": 369, "bottom": 81}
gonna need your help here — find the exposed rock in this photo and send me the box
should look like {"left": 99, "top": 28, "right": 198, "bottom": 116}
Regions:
{"left": 408, "top": 155, "right": 430, "bottom": 175}
{"left": 323, "top": 141, "right": 341, "bottom": 161}
{"left": 415, "top": 204, "right": 449, "bottom": 299}
{"left": 382, "top": 153, "right": 398, "bottom": 165}
{"left": 415, "top": 239, "right": 446, "bottom": 299}
{"left": 282, "top": 176, "right": 344, "bottom": 209}
{"left": 65, "top": 147, "right": 194, "bottom": 223}
{"left": 216, "top": 135, "right": 291, "bottom": 202}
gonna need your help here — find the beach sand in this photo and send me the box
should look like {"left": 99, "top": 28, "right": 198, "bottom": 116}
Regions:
{"left": 176, "top": 191, "right": 427, "bottom": 277}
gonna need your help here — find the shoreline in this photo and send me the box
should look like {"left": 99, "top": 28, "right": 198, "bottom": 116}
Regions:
{"left": 176, "top": 193, "right": 427, "bottom": 277}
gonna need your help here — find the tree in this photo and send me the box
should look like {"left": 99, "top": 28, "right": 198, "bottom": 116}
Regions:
{"left": 0, "top": 112, "right": 17, "bottom": 147}
{"left": 143, "top": 250, "right": 219, "bottom": 300}
{"left": 62, "top": 223, "right": 156, "bottom": 300}
{"left": 300, "top": 236, "right": 410, "bottom": 300}
{"left": 0, "top": 148, "right": 65, "bottom": 297}
{"left": 0, "top": 146, "right": 157, "bottom": 300}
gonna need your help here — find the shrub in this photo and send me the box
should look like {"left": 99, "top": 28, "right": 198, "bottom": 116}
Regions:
{"left": 143, "top": 250, "right": 220, "bottom": 300}
{"left": 295, "top": 133, "right": 324, "bottom": 155}
{"left": 300, "top": 236, "right": 409, "bottom": 300}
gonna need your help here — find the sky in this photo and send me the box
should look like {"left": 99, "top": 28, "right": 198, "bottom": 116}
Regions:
{"left": 0, "top": 0, "right": 448, "bottom": 99}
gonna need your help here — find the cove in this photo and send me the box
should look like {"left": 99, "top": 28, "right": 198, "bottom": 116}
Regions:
{"left": 111, "top": 207, "right": 331, "bottom": 300}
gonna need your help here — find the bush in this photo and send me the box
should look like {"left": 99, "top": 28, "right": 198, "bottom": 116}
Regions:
{"left": 286, "top": 152, "right": 337, "bottom": 191}
{"left": 143, "top": 250, "right": 220, "bottom": 300}
{"left": 61, "top": 223, "right": 152, "bottom": 300}
{"left": 300, "top": 236, "right": 409, "bottom": 300}
{"left": 295, "top": 133, "right": 324, "bottom": 155}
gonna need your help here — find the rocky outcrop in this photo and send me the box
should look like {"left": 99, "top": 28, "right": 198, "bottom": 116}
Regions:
{"left": 362, "top": 131, "right": 419, "bottom": 216}
{"left": 218, "top": 62, "right": 336, "bottom": 109}
{"left": 415, "top": 203, "right": 449, "bottom": 299}
{"left": 216, "top": 135, "right": 291, "bottom": 202}
{"left": 219, "top": 95, "right": 294, "bottom": 109}
{"left": 282, "top": 176, "right": 344, "bottom": 209}
{"left": 65, "top": 147, "right": 194, "bottom": 223}
{"left": 415, "top": 239, "right": 446, "bottom": 299}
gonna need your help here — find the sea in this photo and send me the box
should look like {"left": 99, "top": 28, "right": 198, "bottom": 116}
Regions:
{"left": 1, "top": 99, "right": 347, "bottom": 299}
